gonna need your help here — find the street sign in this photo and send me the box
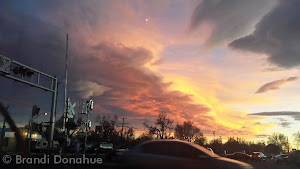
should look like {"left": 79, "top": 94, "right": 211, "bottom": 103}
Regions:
{"left": 0, "top": 55, "right": 11, "bottom": 74}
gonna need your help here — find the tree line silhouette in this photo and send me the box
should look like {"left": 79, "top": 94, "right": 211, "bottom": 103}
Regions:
{"left": 28, "top": 112, "right": 299, "bottom": 155}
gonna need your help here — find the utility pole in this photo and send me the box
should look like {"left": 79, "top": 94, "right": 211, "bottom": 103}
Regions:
{"left": 84, "top": 112, "right": 89, "bottom": 154}
{"left": 63, "top": 34, "right": 69, "bottom": 154}
{"left": 120, "top": 118, "right": 128, "bottom": 138}
{"left": 0, "top": 105, "right": 8, "bottom": 152}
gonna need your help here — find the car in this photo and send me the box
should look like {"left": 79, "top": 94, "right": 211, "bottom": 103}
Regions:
{"left": 207, "top": 147, "right": 214, "bottom": 154}
{"left": 107, "top": 148, "right": 129, "bottom": 161}
{"left": 287, "top": 150, "right": 300, "bottom": 166}
{"left": 120, "top": 139, "right": 253, "bottom": 169}
{"left": 86, "top": 142, "right": 113, "bottom": 156}
{"left": 249, "top": 152, "right": 266, "bottom": 162}
{"left": 271, "top": 154, "right": 288, "bottom": 164}
{"left": 226, "top": 152, "right": 250, "bottom": 161}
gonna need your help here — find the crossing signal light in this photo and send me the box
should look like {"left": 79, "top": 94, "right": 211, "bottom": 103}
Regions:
{"left": 85, "top": 120, "right": 92, "bottom": 130}
{"left": 26, "top": 70, "right": 34, "bottom": 77}
{"left": 13, "top": 66, "right": 34, "bottom": 77}
{"left": 86, "top": 99, "right": 93, "bottom": 113}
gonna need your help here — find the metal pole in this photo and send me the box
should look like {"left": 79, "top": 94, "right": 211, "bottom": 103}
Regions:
{"left": 0, "top": 106, "right": 8, "bottom": 152}
{"left": 48, "top": 77, "right": 58, "bottom": 152}
{"left": 84, "top": 113, "right": 89, "bottom": 155}
{"left": 63, "top": 34, "right": 69, "bottom": 154}
{"left": 28, "top": 119, "right": 32, "bottom": 153}
{"left": 63, "top": 34, "right": 68, "bottom": 133}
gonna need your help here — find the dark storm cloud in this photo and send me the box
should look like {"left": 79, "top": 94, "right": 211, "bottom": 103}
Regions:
{"left": 190, "top": 0, "right": 275, "bottom": 47}
{"left": 0, "top": 1, "right": 217, "bottom": 131}
{"left": 248, "top": 111, "right": 300, "bottom": 121}
{"left": 0, "top": 1, "right": 66, "bottom": 77}
{"left": 229, "top": 0, "right": 300, "bottom": 68}
{"left": 255, "top": 76, "right": 298, "bottom": 93}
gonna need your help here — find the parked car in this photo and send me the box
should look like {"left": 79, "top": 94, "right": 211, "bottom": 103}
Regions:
{"left": 272, "top": 154, "right": 288, "bottom": 164}
{"left": 287, "top": 150, "right": 300, "bottom": 166}
{"left": 86, "top": 142, "right": 113, "bottom": 155}
{"left": 120, "top": 139, "right": 253, "bottom": 169}
{"left": 226, "top": 152, "right": 250, "bottom": 161}
{"left": 107, "top": 148, "right": 129, "bottom": 161}
{"left": 249, "top": 152, "right": 266, "bottom": 162}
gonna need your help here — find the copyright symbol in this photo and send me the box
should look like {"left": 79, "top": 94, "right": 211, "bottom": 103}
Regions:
{"left": 2, "top": 155, "right": 12, "bottom": 164}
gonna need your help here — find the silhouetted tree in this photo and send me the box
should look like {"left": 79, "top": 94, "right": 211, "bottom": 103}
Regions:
{"left": 248, "top": 140, "right": 265, "bottom": 153}
{"left": 207, "top": 138, "right": 223, "bottom": 154}
{"left": 224, "top": 137, "right": 244, "bottom": 153}
{"left": 144, "top": 112, "right": 173, "bottom": 139}
{"left": 264, "top": 144, "right": 281, "bottom": 155}
{"left": 96, "top": 114, "right": 118, "bottom": 141}
{"left": 124, "top": 127, "right": 135, "bottom": 141}
{"left": 293, "top": 131, "right": 300, "bottom": 149}
{"left": 174, "top": 121, "right": 205, "bottom": 144}
{"left": 267, "top": 133, "right": 289, "bottom": 153}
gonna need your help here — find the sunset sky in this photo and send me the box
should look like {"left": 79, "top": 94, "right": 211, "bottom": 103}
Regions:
{"left": 0, "top": 0, "right": 299, "bottom": 147}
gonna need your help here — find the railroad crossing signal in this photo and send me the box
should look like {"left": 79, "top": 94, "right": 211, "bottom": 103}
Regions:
{"left": 67, "top": 98, "right": 76, "bottom": 119}
{"left": 0, "top": 55, "right": 11, "bottom": 74}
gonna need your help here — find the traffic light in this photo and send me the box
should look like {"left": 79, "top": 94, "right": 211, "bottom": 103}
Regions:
{"left": 85, "top": 120, "right": 92, "bottom": 130}
{"left": 13, "top": 66, "right": 34, "bottom": 77}
{"left": 86, "top": 99, "right": 93, "bottom": 113}
{"left": 26, "top": 70, "right": 34, "bottom": 77}
{"left": 32, "top": 105, "right": 40, "bottom": 117}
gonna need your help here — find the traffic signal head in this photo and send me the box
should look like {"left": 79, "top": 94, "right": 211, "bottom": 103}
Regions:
{"left": 26, "top": 70, "right": 34, "bottom": 77}
{"left": 85, "top": 120, "right": 92, "bottom": 130}
{"left": 32, "top": 105, "right": 40, "bottom": 117}
{"left": 86, "top": 99, "right": 94, "bottom": 113}
{"left": 13, "top": 66, "right": 34, "bottom": 77}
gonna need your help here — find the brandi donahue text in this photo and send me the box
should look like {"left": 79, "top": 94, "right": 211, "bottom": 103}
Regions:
{"left": 15, "top": 155, "right": 103, "bottom": 165}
